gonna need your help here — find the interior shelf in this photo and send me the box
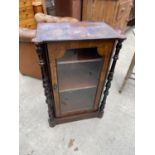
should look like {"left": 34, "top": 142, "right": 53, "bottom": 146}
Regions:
{"left": 57, "top": 47, "right": 102, "bottom": 65}
{"left": 57, "top": 60, "right": 103, "bottom": 92}
{"left": 58, "top": 58, "right": 102, "bottom": 65}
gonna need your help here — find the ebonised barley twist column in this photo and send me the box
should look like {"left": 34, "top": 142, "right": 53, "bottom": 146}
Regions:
{"left": 35, "top": 43, "right": 55, "bottom": 127}
{"left": 98, "top": 39, "right": 124, "bottom": 117}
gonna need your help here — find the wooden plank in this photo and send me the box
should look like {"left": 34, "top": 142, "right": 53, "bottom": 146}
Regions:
{"left": 58, "top": 58, "right": 102, "bottom": 65}
{"left": 35, "top": 22, "right": 124, "bottom": 43}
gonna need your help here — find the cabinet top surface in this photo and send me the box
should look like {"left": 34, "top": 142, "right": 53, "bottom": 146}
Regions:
{"left": 35, "top": 22, "right": 125, "bottom": 43}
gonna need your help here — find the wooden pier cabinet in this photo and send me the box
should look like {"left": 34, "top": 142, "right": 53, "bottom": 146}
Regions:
{"left": 34, "top": 22, "right": 125, "bottom": 127}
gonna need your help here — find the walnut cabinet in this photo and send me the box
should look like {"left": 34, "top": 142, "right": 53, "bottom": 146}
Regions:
{"left": 34, "top": 22, "right": 125, "bottom": 127}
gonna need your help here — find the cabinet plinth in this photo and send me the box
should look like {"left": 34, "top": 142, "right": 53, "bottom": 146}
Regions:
{"left": 34, "top": 22, "right": 125, "bottom": 127}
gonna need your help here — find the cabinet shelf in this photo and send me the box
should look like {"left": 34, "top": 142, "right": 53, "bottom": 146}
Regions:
{"left": 57, "top": 47, "right": 102, "bottom": 65}
{"left": 57, "top": 58, "right": 102, "bottom": 65}
{"left": 57, "top": 60, "right": 103, "bottom": 93}
{"left": 59, "top": 85, "right": 96, "bottom": 93}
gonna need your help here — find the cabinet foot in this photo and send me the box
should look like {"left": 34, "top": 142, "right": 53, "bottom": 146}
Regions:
{"left": 48, "top": 119, "right": 56, "bottom": 127}
{"left": 98, "top": 111, "right": 104, "bottom": 118}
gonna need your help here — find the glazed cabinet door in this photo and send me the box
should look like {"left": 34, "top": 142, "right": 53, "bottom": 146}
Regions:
{"left": 48, "top": 40, "right": 115, "bottom": 117}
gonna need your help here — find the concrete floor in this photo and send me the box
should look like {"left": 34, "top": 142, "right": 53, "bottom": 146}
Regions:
{"left": 19, "top": 28, "right": 135, "bottom": 155}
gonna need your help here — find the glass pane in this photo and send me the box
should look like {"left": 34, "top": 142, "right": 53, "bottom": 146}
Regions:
{"left": 57, "top": 47, "right": 103, "bottom": 114}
